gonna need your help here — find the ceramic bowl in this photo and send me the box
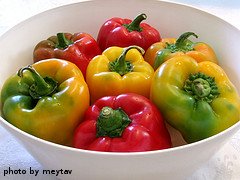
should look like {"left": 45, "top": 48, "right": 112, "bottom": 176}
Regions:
{"left": 1, "top": 0, "right": 240, "bottom": 179}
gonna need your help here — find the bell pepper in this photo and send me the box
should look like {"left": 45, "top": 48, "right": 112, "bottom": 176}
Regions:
{"left": 97, "top": 13, "right": 161, "bottom": 51}
{"left": 144, "top": 32, "right": 218, "bottom": 70}
{"left": 150, "top": 55, "right": 240, "bottom": 143}
{"left": 33, "top": 32, "right": 102, "bottom": 78}
{"left": 86, "top": 45, "right": 154, "bottom": 103}
{"left": 1, "top": 59, "right": 90, "bottom": 145}
{"left": 73, "top": 93, "right": 172, "bottom": 152}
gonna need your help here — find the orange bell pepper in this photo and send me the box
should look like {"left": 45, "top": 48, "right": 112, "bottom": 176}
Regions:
{"left": 144, "top": 32, "right": 218, "bottom": 70}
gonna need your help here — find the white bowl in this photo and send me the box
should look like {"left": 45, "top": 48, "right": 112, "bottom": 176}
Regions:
{"left": 1, "top": 0, "right": 240, "bottom": 179}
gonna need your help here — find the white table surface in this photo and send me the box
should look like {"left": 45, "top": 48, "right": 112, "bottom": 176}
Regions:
{"left": 0, "top": 0, "right": 240, "bottom": 179}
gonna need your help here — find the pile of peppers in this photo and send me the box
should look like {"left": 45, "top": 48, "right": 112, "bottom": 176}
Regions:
{"left": 1, "top": 13, "right": 240, "bottom": 152}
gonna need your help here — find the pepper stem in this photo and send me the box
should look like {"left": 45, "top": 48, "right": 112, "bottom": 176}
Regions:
{"left": 55, "top": 33, "right": 73, "bottom": 49}
{"left": 18, "top": 65, "right": 58, "bottom": 99}
{"left": 175, "top": 32, "right": 198, "bottom": 47}
{"left": 184, "top": 72, "right": 220, "bottom": 103}
{"left": 124, "top": 13, "right": 147, "bottom": 32}
{"left": 96, "top": 107, "right": 131, "bottom": 138}
{"left": 166, "top": 32, "right": 198, "bottom": 53}
{"left": 109, "top": 45, "right": 145, "bottom": 76}
{"left": 192, "top": 78, "right": 211, "bottom": 97}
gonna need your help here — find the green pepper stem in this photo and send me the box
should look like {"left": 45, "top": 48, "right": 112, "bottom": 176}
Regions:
{"left": 18, "top": 65, "right": 58, "bottom": 99}
{"left": 175, "top": 32, "right": 198, "bottom": 47}
{"left": 124, "top": 13, "right": 147, "bottom": 32}
{"left": 166, "top": 32, "right": 198, "bottom": 53}
{"left": 55, "top": 33, "right": 73, "bottom": 49}
{"left": 109, "top": 45, "right": 145, "bottom": 76}
{"left": 184, "top": 72, "right": 220, "bottom": 103}
{"left": 192, "top": 78, "right": 211, "bottom": 97}
{"left": 96, "top": 107, "right": 131, "bottom": 138}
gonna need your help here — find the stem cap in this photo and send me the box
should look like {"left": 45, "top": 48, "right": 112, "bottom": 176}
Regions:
{"left": 18, "top": 65, "right": 58, "bottom": 99}
{"left": 184, "top": 72, "right": 220, "bottom": 103}
{"left": 96, "top": 107, "right": 131, "bottom": 138}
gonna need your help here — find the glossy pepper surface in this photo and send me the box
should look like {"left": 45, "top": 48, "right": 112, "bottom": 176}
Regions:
{"left": 1, "top": 59, "right": 90, "bottom": 145}
{"left": 73, "top": 93, "right": 172, "bottom": 152}
{"left": 33, "top": 32, "right": 102, "bottom": 78}
{"left": 86, "top": 45, "right": 154, "bottom": 103}
{"left": 97, "top": 13, "right": 161, "bottom": 51}
{"left": 150, "top": 55, "right": 240, "bottom": 143}
{"left": 144, "top": 32, "right": 218, "bottom": 70}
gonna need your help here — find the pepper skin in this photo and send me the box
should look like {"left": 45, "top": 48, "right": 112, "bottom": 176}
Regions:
{"left": 33, "top": 32, "right": 102, "bottom": 78}
{"left": 150, "top": 55, "right": 240, "bottom": 143}
{"left": 144, "top": 32, "right": 218, "bottom": 70}
{"left": 86, "top": 45, "right": 154, "bottom": 103}
{"left": 1, "top": 59, "right": 90, "bottom": 145}
{"left": 97, "top": 13, "right": 161, "bottom": 51}
{"left": 73, "top": 93, "right": 172, "bottom": 152}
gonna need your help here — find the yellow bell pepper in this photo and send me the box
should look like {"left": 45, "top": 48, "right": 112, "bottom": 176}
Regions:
{"left": 150, "top": 55, "right": 240, "bottom": 143}
{"left": 86, "top": 46, "right": 154, "bottom": 103}
{"left": 144, "top": 32, "right": 218, "bottom": 70}
{"left": 1, "top": 59, "right": 90, "bottom": 146}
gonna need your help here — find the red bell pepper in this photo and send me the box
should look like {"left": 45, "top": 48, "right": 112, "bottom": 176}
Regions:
{"left": 73, "top": 93, "right": 172, "bottom": 152}
{"left": 97, "top": 13, "right": 161, "bottom": 51}
{"left": 33, "top": 32, "right": 102, "bottom": 78}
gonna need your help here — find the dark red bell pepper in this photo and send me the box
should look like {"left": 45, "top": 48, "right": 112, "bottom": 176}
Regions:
{"left": 33, "top": 32, "right": 102, "bottom": 78}
{"left": 97, "top": 13, "right": 161, "bottom": 51}
{"left": 73, "top": 93, "right": 172, "bottom": 152}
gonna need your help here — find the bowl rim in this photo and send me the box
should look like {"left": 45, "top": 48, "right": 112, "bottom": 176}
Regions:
{"left": 1, "top": 0, "right": 240, "bottom": 38}
{"left": 1, "top": 114, "right": 240, "bottom": 156}
{"left": 0, "top": 0, "right": 240, "bottom": 156}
